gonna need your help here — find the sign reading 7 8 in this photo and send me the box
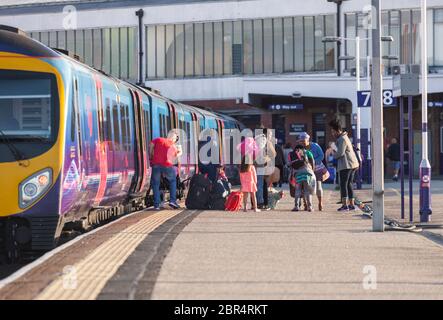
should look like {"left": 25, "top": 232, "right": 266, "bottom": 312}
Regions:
{"left": 357, "top": 90, "right": 397, "bottom": 107}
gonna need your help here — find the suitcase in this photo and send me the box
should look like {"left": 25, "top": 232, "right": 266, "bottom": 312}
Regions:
{"left": 225, "top": 191, "right": 243, "bottom": 212}
{"left": 185, "top": 174, "right": 211, "bottom": 209}
{"left": 209, "top": 179, "right": 231, "bottom": 210}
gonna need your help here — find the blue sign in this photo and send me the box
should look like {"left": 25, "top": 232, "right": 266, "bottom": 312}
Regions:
{"left": 428, "top": 101, "right": 443, "bottom": 108}
{"left": 269, "top": 104, "right": 304, "bottom": 111}
{"left": 357, "top": 90, "right": 397, "bottom": 107}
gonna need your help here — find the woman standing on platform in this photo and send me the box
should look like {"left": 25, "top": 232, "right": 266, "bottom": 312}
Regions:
{"left": 328, "top": 119, "right": 360, "bottom": 212}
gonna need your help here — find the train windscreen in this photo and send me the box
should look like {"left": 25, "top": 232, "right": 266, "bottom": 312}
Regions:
{"left": 0, "top": 71, "right": 56, "bottom": 142}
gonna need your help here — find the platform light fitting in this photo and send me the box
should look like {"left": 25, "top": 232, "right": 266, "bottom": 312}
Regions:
{"left": 338, "top": 56, "right": 356, "bottom": 61}
{"left": 382, "top": 55, "right": 399, "bottom": 60}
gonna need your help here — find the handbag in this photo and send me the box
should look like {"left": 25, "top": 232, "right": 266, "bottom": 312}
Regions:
{"left": 314, "top": 162, "right": 330, "bottom": 182}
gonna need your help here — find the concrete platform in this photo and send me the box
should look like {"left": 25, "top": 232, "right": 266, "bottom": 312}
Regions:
{"left": 0, "top": 185, "right": 442, "bottom": 300}
{"left": 151, "top": 188, "right": 443, "bottom": 300}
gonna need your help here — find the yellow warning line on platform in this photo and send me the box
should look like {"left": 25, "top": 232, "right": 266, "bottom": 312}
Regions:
{"left": 35, "top": 210, "right": 181, "bottom": 300}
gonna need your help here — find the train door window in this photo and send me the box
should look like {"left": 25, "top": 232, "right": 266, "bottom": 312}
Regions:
{"left": 126, "top": 103, "right": 131, "bottom": 151}
{"left": 162, "top": 114, "right": 168, "bottom": 137}
{"left": 186, "top": 121, "right": 191, "bottom": 159}
{"left": 143, "top": 103, "right": 151, "bottom": 143}
{"left": 112, "top": 101, "right": 121, "bottom": 149}
{"left": 159, "top": 114, "right": 164, "bottom": 137}
{"left": 120, "top": 103, "right": 128, "bottom": 151}
{"left": 166, "top": 113, "right": 171, "bottom": 135}
{"left": 105, "top": 98, "right": 112, "bottom": 142}
{"left": 70, "top": 83, "right": 76, "bottom": 143}
{"left": 73, "top": 79, "right": 82, "bottom": 156}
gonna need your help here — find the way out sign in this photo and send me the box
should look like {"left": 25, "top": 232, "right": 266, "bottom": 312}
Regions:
{"left": 357, "top": 90, "right": 397, "bottom": 107}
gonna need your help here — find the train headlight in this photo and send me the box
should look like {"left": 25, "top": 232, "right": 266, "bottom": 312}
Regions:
{"left": 23, "top": 183, "right": 38, "bottom": 197}
{"left": 19, "top": 168, "right": 52, "bottom": 209}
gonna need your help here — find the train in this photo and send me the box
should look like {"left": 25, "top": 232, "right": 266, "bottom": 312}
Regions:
{"left": 0, "top": 25, "right": 243, "bottom": 261}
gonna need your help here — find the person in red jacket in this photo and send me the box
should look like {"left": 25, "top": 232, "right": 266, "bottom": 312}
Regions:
{"left": 149, "top": 130, "right": 183, "bottom": 210}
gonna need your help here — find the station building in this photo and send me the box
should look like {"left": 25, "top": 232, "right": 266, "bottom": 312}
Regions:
{"left": 2, "top": 0, "right": 443, "bottom": 179}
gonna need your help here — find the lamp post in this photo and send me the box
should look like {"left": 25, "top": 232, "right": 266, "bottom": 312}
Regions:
{"left": 420, "top": 0, "right": 432, "bottom": 222}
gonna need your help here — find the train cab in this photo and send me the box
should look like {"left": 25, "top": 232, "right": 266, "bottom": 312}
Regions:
{"left": 0, "top": 27, "right": 68, "bottom": 254}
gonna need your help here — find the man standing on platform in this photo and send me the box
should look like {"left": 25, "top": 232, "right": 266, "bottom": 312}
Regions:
{"left": 149, "top": 130, "right": 183, "bottom": 210}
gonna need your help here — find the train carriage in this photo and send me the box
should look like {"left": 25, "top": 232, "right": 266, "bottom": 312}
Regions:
{"left": 0, "top": 26, "right": 242, "bottom": 261}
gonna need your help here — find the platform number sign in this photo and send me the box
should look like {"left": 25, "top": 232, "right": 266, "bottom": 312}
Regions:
{"left": 357, "top": 90, "right": 397, "bottom": 108}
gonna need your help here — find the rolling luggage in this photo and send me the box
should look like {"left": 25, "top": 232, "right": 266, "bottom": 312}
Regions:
{"left": 225, "top": 191, "right": 243, "bottom": 212}
{"left": 185, "top": 173, "right": 211, "bottom": 209}
{"left": 209, "top": 179, "right": 231, "bottom": 210}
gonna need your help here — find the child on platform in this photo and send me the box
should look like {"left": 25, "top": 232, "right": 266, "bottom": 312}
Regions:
{"left": 240, "top": 156, "right": 260, "bottom": 212}
{"left": 289, "top": 145, "right": 316, "bottom": 212}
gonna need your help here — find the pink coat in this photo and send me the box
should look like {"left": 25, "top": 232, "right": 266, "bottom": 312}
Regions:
{"left": 240, "top": 166, "right": 258, "bottom": 193}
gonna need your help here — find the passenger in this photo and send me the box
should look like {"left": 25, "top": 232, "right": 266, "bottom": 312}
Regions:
{"left": 325, "top": 142, "right": 337, "bottom": 168}
{"left": 387, "top": 138, "right": 401, "bottom": 181}
{"left": 240, "top": 155, "right": 260, "bottom": 213}
{"left": 283, "top": 143, "right": 293, "bottom": 166}
{"left": 282, "top": 142, "right": 293, "bottom": 184}
{"left": 328, "top": 119, "right": 360, "bottom": 212}
{"left": 149, "top": 130, "right": 183, "bottom": 210}
{"left": 254, "top": 128, "right": 276, "bottom": 211}
{"left": 274, "top": 142, "right": 285, "bottom": 188}
{"left": 289, "top": 145, "right": 316, "bottom": 212}
{"left": 254, "top": 133, "right": 267, "bottom": 210}
{"left": 298, "top": 132, "right": 326, "bottom": 211}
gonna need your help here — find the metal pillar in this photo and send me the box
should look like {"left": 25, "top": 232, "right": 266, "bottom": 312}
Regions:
{"left": 400, "top": 97, "right": 405, "bottom": 219}
{"left": 356, "top": 37, "right": 363, "bottom": 189}
{"left": 419, "top": 0, "right": 432, "bottom": 222}
{"left": 371, "top": 0, "right": 384, "bottom": 232}
{"left": 408, "top": 96, "right": 414, "bottom": 222}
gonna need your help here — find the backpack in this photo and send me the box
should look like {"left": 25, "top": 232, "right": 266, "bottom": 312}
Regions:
{"left": 289, "top": 150, "right": 307, "bottom": 170}
{"left": 185, "top": 173, "right": 211, "bottom": 210}
{"left": 209, "top": 179, "right": 231, "bottom": 210}
{"left": 225, "top": 191, "right": 243, "bottom": 212}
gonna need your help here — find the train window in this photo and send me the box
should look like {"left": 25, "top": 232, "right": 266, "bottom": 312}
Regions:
{"left": 0, "top": 75, "right": 54, "bottom": 141}
{"left": 124, "top": 104, "right": 131, "bottom": 151}
{"left": 159, "top": 114, "right": 164, "bottom": 137}
{"left": 112, "top": 101, "right": 121, "bottom": 148}
{"left": 144, "top": 107, "right": 151, "bottom": 143}
{"left": 166, "top": 114, "right": 171, "bottom": 134}
{"left": 120, "top": 103, "right": 128, "bottom": 151}
{"left": 163, "top": 114, "right": 168, "bottom": 137}
{"left": 160, "top": 113, "right": 168, "bottom": 137}
{"left": 105, "top": 98, "right": 112, "bottom": 142}
{"left": 186, "top": 121, "right": 191, "bottom": 157}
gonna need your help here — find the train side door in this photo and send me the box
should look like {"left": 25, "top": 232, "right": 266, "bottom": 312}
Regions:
{"left": 92, "top": 74, "right": 108, "bottom": 207}
{"left": 77, "top": 72, "right": 100, "bottom": 207}
{"left": 61, "top": 76, "right": 83, "bottom": 217}
{"left": 128, "top": 89, "right": 145, "bottom": 195}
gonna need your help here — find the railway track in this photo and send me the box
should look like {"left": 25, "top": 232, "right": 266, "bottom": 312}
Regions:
{"left": 0, "top": 228, "right": 83, "bottom": 280}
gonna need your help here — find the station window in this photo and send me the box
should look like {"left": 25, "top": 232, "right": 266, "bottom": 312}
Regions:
{"left": 29, "top": 27, "right": 138, "bottom": 82}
